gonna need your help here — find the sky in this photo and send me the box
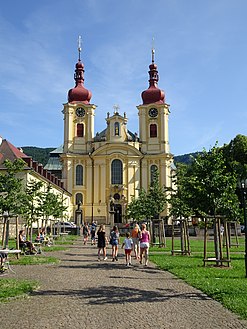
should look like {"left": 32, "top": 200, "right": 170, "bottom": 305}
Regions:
{"left": 0, "top": 0, "right": 246, "bottom": 156}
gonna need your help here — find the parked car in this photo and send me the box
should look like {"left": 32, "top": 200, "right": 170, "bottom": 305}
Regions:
{"left": 54, "top": 221, "right": 77, "bottom": 228}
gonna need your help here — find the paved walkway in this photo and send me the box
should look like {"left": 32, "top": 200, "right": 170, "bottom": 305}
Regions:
{"left": 1, "top": 238, "right": 247, "bottom": 329}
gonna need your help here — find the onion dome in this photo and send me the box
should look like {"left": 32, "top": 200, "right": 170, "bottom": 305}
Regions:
{"left": 141, "top": 49, "right": 165, "bottom": 105}
{"left": 68, "top": 59, "right": 92, "bottom": 104}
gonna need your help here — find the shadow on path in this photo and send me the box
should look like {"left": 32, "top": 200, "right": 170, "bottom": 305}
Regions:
{"left": 31, "top": 285, "right": 211, "bottom": 305}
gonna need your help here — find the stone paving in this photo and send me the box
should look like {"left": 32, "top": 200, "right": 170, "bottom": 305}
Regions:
{"left": 1, "top": 238, "right": 247, "bottom": 329}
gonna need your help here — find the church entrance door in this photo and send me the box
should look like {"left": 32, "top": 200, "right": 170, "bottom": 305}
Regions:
{"left": 114, "top": 204, "right": 122, "bottom": 223}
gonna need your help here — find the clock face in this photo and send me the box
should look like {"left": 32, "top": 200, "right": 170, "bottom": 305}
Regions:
{"left": 149, "top": 108, "right": 158, "bottom": 118}
{"left": 76, "top": 107, "right": 85, "bottom": 117}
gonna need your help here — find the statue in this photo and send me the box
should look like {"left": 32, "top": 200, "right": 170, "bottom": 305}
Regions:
{"left": 109, "top": 196, "right": 115, "bottom": 212}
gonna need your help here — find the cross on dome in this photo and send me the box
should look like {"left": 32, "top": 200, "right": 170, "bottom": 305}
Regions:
{"left": 78, "top": 35, "right": 82, "bottom": 61}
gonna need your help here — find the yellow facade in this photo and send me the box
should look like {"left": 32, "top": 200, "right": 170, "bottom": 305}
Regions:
{"left": 61, "top": 52, "right": 174, "bottom": 225}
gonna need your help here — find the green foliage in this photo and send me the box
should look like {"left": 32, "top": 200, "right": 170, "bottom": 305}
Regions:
{"left": 222, "top": 134, "right": 247, "bottom": 181}
{"left": 21, "top": 179, "right": 44, "bottom": 227}
{"left": 22, "top": 146, "right": 55, "bottom": 166}
{"left": 171, "top": 144, "right": 240, "bottom": 220}
{"left": 38, "top": 185, "right": 68, "bottom": 224}
{"left": 188, "top": 144, "right": 240, "bottom": 219}
{"left": 126, "top": 169, "right": 167, "bottom": 220}
{"left": 168, "top": 163, "right": 194, "bottom": 218}
{"left": 0, "top": 159, "right": 26, "bottom": 214}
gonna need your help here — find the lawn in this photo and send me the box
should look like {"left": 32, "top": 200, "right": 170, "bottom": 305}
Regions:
{"left": 149, "top": 236, "right": 247, "bottom": 320}
{"left": 0, "top": 235, "right": 78, "bottom": 301}
{"left": 0, "top": 278, "right": 39, "bottom": 301}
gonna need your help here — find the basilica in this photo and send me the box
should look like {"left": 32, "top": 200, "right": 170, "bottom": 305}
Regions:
{"left": 47, "top": 47, "right": 174, "bottom": 225}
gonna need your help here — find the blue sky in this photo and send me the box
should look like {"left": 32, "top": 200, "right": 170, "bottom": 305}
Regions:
{"left": 0, "top": 0, "right": 246, "bottom": 156}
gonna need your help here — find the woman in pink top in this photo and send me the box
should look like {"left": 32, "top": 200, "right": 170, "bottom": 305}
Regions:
{"left": 139, "top": 223, "right": 150, "bottom": 266}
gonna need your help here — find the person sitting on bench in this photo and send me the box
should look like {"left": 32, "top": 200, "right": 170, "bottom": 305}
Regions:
{"left": 19, "top": 230, "right": 37, "bottom": 254}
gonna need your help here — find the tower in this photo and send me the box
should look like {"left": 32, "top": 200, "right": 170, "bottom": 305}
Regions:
{"left": 137, "top": 47, "right": 173, "bottom": 194}
{"left": 61, "top": 38, "right": 96, "bottom": 224}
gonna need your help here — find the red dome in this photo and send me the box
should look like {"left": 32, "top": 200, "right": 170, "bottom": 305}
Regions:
{"left": 68, "top": 60, "right": 92, "bottom": 104}
{"left": 142, "top": 86, "right": 165, "bottom": 105}
{"left": 141, "top": 60, "right": 165, "bottom": 105}
{"left": 68, "top": 85, "right": 92, "bottom": 104}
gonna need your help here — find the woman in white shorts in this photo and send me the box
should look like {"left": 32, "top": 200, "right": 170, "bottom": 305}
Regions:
{"left": 139, "top": 223, "right": 150, "bottom": 266}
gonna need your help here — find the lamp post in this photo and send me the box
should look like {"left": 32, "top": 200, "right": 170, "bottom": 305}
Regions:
{"left": 240, "top": 180, "right": 247, "bottom": 278}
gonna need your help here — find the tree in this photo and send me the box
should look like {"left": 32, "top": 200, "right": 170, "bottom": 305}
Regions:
{"left": 38, "top": 185, "right": 68, "bottom": 228}
{"left": 223, "top": 134, "right": 247, "bottom": 180}
{"left": 126, "top": 189, "right": 148, "bottom": 221}
{"left": 21, "top": 179, "right": 44, "bottom": 229}
{"left": 126, "top": 169, "right": 167, "bottom": 221}
{"left": 186, "top": 144, "right": 240, "bottom": 220}
{"left": 168, "top": 163, "right": 194, "bottom": 219}
{"left": 146, "top": 169, "right": 167, "bottom": 219}
{"left": 0, "top": 159, "right": 26, "bottom": 215}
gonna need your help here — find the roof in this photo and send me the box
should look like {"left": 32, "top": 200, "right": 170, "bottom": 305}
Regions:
{"left": 44, "top": 157, "right": 62, "bottom": 171}
{"left": 50, "top": 145, "right": 63, "bottom": 155}
{"left": 0, "top": 139, "right": 29, "bottom": 166}
{"left": 94, "top": 128, "right": 137, "bottom": 142}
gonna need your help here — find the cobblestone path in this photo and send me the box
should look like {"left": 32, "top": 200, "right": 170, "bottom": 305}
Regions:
{"left": 1, "top": 239, "right": 247, "bottom": 329}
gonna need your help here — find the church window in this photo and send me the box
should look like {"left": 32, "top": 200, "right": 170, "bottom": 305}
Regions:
{"left": 114, "top": 122, "right": 120, "bottom": 136}
{"left": 75, "top": 193, "right": 83, "bottom": 205}
{"left": 76, "top": 165, "right": 83, "bottom": 185}
{"left": 150, "top": 124, "right": 157, "bottom": 138}
{"left": 77, "top": 124, "right": 84, "bottom": 137}
{"left": 150, "top": 164, "right": 158, "bottom": 183}
{"left": 111, "top": 159, "right": 123, "bottom": 184}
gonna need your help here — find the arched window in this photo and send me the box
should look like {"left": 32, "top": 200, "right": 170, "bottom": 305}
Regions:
{"left": 150, "top": 164, "right": 158, "bottom": 183}
{"left": 76, "top": 165, "right": 83, "bottom": 185}
{"left": 150, "top": 124, "right": 157, "bottom": 138}
{"left": 75, "top": 193, "right": 83, "bottom": 205}
{"left": 114, "top": 122, "right": 120, "bottom": 136}
{"left": 111, "top": 159, "right": 123, "bottom": 184}
{"left": 77, "top": 124, "right": 84, "bottom": 137}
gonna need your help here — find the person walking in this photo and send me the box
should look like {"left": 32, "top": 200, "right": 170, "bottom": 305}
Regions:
{"left": 122, "top": 232, "right": 133, "bottom": 266}
{"left": 139, "top": 223, "right": 150, "bottom": 266}
{"left": 109, "top": 225, "right": 120, "bottom": 261}
{"left": 90, "top": 224, "right": 96, "bottom": 245}
{"left": 83, "top": 223, "right": 90, "bottom": 245}
{"left": 131, "top": 223, "right": 140, "bottom": 259}
{"left": 97, "top": 224, "right": 108, "bottom": 261}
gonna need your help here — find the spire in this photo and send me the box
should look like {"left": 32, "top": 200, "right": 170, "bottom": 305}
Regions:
{"left": 68, "top": 36, "right": 92, "bottom": 104}
{"left": 151, "top": 36, "right": 155, "bottom": 63}
{"left": 78, "top": 35, "right": 82, "bottom": 61}
{"left": 141, "top": 43, "right": 165, "bottom": 105}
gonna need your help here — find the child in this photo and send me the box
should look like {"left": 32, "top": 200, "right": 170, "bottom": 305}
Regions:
{"left": 97, "top": 224, "right": 108, "bottom": 261}
{"left": 122, "top": 232, "right": 133, "bottom": 266}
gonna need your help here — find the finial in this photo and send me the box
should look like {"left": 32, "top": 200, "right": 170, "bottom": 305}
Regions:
{"left": 78, "top": 35, "right": 82, "bottom": 61}
{"left": 151, "top": 36, "right": 155, "bottom": 63}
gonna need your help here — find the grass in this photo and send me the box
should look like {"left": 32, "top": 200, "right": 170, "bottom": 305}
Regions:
{"left": 0, "top": 235, "right": 74, "bottom": 302}
{"left": 149, "top": 237, "right": 247, "bottom": 320}
{"left": 9, "top": 254, "right": 60, "bottom": 265}
{"left": 0, "top": 278, "right": 39, "bottom": 302}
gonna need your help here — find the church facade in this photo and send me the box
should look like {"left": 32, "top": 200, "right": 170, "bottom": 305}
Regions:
{"left": 61, "top": 48, "right": 174, "bottom": 225}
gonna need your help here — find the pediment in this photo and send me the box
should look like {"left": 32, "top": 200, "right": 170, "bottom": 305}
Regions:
{"left": 92, "top": 143, "right": 142, "bottom": 157}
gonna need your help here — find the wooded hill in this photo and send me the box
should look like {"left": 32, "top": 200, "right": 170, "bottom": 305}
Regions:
{"left": 22, "top": 147, "right": 55, "bottom": 166}
{"left": 22, "top": 134, "right": 247, "bottom": 168}
{"left": 22, "top": 146, "right": 193, "bottom": 166}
